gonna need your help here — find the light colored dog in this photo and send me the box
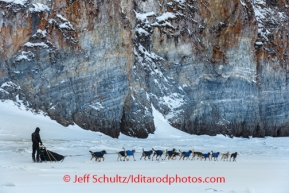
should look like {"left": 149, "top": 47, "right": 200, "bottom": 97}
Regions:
{"left": 220, "top": 152, "right": 230, "bottom": 161}
{"left": 191, "top": 149, "right": 203, "bottom": 160}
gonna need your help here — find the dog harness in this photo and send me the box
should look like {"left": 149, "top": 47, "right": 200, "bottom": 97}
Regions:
{"left": 126, "top": 150, "right": 134, "bottom": 156}
{"left": 94, "top": 152, "right": 105, "bottom": 157}
{"left": 213, "top": 152, "right": 219, "bottom": 157}
{"left": 167, "top": 151, "right": 174, "bottom": 156}
{"left": 154, "top": 150, "right": 163, "bottom": 155}
{"left": 183, "top": 152, "right": 191, "bottom": 157}
{"left": 203, "top": 153, "right": 210, "bottom": 158}
{"left": 144, "top": 150, "right": 153, "bottom": 156}
{"left": 119, "top": 151, "right": 126, "bottom": 156}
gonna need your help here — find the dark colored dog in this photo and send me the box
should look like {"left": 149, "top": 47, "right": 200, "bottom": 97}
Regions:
{"left": 89, "top": 150, "right": 107, "bottom": 162}
{"left": 152, "top": 148, "right": 164, "bottom": 161}
{"left": 211, "top": 151, "right": 220, "bottom": 161}
{"left": 116, "top": 148, "right": 136, "bottom": 161}
{"left": 116, "top": 147, "right": 127, "bottom": 161}
{"left": 165, "top": 148, "right": 176, "bottom": 160}
{"left": 230, "top": 152, "right": 238, "bottom": 161}
{"left": 171, "top": 151, "right": 181, "bottom": 160}
{"left": 179, "top": 150, "right": 192, "bottom": 160}
{"left": 202, "top": 152, "right": 211, "bottom": 161}
{"left": 140, "top": 149, "right": 153, "bottom": 160}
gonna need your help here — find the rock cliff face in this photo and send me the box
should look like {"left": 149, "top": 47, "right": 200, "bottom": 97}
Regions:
{"left": 1, "top": 0, "right": 289, "bottom": 138}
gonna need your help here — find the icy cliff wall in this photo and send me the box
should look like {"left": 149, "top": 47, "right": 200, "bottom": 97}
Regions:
{"left": 1, "top": 0, "right": 289, "bottom": 138}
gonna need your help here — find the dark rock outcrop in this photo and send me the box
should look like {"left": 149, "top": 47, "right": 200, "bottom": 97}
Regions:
{"left": 1, "top": 0, "right": 289, "bottom": 138}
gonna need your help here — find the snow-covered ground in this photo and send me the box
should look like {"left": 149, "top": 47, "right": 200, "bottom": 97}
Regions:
{"left": 0, "top": 100, "right": 288, "bottom": 193}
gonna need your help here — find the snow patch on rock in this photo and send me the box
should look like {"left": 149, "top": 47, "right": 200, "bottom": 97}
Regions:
{"left": 29, "top": 3, "right": 50, "bottom": 13}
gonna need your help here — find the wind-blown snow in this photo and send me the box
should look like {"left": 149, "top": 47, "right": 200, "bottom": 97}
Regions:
{"left": 59, "top": 23, "right": 74, "bottom": 30}
{"left": 147, "top": 105, "right": 188, "bottom": 139}
{"left": 0, "top": 100, "right": 109, "bottom": 141}
{"left": 1, "top": 81, "right": 21, "bottom": 89}
{"left": 255, "top": 41, "right": 263, "bottom": 45}
{"left": 15, "top": 51, "right": 35, "bottom": 62}
{"left": 0, "top": 88, "right": 9, "bottom": 94}
{"left": 32, "top": 29, "right": 47, "bottom": 38}
{"left": 252, "top": 0, "right": 288, "bottom": 43}
{"left": 134, "top": 11, "right": 155, "bottom": 22}
{"left": 136, "top": 27, "right": 150, "bottom": 36}
{"left": 0, "top": 100, "right": 289, "bottom": 193}
{"left": 29, "top": 3, "right": 50, "bottom": 13}
{"left": 56, "top": 14, "right": 68, "bottom": 22}
{"left": 173, "top": 0, "right": 186, "bottom": 4}
{"left": 0, "top": 0, "right": 27, "bottom": 5}
{"left": 156, "top": 12, "right": 176, "bottom": 23}
{"left": 89, "top": 102, "right": 104, "bottom": 111}
{"left": 240, "top": 0, "right": 246, "bottom": 6}
{"left": 56, "top": 14, "right": 75, "bottom": 31}
{"left": 24, "top": 42, "right": 49, "bottom": 48}
{"left": 15, "top": 53, "right": 28, "bottom": 61}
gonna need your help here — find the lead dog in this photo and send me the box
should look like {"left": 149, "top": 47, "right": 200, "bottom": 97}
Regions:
{"left": 89, "top": 150, "right": 107, "bottom": 162}
{"left": 230, "top": 152, "right": 238, "bottom": 162}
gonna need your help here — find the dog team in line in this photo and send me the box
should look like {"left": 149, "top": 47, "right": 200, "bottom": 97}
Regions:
{"left": 89, "top": 148, "right": 238, "bottom": 162}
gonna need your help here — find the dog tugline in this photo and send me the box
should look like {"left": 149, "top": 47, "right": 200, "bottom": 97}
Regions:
{"left": 31, "top": 127, "right": 43, "bottom": 162}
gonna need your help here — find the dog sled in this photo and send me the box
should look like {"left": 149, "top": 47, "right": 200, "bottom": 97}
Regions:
{"left": 39, "top": 146, "right": 65, "bottom": 162}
